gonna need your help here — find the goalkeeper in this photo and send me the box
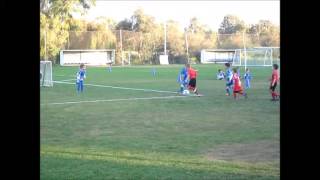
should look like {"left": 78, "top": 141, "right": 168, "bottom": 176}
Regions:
{"left": 177, "top": 63, "right": 188, "bottom": 94}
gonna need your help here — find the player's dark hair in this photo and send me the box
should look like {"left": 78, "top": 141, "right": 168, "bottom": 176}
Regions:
{"left": 273, "top": 64, "right": 279, "bottom": 70}
{"left": 186, "top": 63, "right": 190, "bottom": 68}
{"left": 225, "top": 63, "right": 230, "bottom": 67}
{"left": 80, "top": 63, "right": 85, "bottom": 68}
{"left": 232, "top": 68, "right": 238, "bottom": 73}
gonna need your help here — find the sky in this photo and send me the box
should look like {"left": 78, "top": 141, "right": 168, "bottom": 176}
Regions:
{"left": 75, "top": 0, "right": 280, "bottom": 31}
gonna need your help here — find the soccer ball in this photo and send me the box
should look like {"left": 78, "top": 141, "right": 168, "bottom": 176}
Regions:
{"left": 182, "top": 90, "right": 190, "bottom": 95}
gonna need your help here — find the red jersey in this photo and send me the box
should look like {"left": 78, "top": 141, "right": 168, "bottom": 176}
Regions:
{"left": 188, "top": 68, "right": 197, "bottom": 79}
{"left": 271, "top": 69, "right": 279, "bottom": 84}
{"left": 232, "top": 73, "right": 242, "bottom": 91}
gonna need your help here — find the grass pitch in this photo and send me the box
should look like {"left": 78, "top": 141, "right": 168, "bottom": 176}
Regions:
{"left": 41, "top": 64, "right": 280, "bottom": 179}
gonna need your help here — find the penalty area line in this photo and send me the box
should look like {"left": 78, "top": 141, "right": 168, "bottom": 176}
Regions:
{"left": 41, "top": 95, "right": 198, "bottom": 105}
{"left": 53, "top": 80, "right": 179, "bottom": 94}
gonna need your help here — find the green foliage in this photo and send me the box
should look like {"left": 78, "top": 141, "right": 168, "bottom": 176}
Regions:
{"left": 40, "top": 0, "right": 96, "bottom": 62}
{"left": 40, "top": 4, "right": 279, "bottom": 64}
{"left": 218, "top": 15, "right": 245, "bottom": 34}
{"left": 131, "top": 8, "right": 157, "bottom": 33}
{"left": 187, "top": 18, "right": 217, "bottom": 61}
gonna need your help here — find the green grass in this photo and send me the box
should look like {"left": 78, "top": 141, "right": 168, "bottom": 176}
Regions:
{"left": 41, "top": 64, "right": 279, "bottom": 179}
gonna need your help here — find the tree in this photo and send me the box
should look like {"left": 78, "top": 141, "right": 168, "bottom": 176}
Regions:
{"left": 131, "top": 8, "right": 157, "bottom": 33}
{"left": 218, "top": 15, "right": 245, "bottom": 34}
{"left": 247, "top": 20, "right": 280, "bottom": 47}
{"left": 116, "top": 18, "right": 133, "bottom": 30}
{"left": 186, "top": 17, "right": 217, "bottom": 62}
{"left": 257, "top": 20, "right": 279, "bottom": 47}
{"left": 166, "top": 20, "right": 185, "bottom": 57}
{"left": 40, "top": 0, "right": 96, "bottom": 62}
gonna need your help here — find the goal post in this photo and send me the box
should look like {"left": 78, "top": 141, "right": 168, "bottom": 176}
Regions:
{"left": 232, "top": 47, "right": 279, "bottom": 67}
{"left": 40, "top": 61, "right": 53, "bottom": 87}
{"left": 60, "top": 49, "right": 116, "bottom": 66}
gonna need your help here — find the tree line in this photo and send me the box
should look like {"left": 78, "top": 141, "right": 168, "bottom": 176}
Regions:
{"left": 40, "top": 0, "right": 279, "bottom": 64}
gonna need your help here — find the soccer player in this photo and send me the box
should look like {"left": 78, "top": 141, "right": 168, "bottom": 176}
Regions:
{"left": 151, "top": 67, "right": 157, "bottom": 77}
{"left": 216, "top": 69, "right": 225, "bottom": 80}
{"left": 186, "top": 64, "right": 200, "bottom": 95}
{"left": 76, "top": 63, "right": 86, "bottom": 93}
{"left": 270, "top": 64, "right": 280, "bottom": 101}
{"left": 232, "top": 68, "right": 247, "bottom": 100}
{"left": 225, "top": 63, "right": 233, "bottom": 96}
{"left": 177, "top": 64, "right": 188, "bottom": 93}
{"left": 107, "top": 62, "right": 112, "bottom": 72}
{"left": 243, "top": 68, "right": 252, "bottom": 89}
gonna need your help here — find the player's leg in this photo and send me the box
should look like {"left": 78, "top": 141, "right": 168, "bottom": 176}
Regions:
{"left": 193, "top": 79, "right": 199, "bottom": 95}
{"left": 80, "top": 81, "right": 84, "bottom": 92}
{"left": 77, "top": 81, "right": 80, "bottom": 93}
{"left": 238, "top": 89, "right": 247, "bottom": 99}
{"left": 233, "top": 91, "right": 237, "bottom": 99}
{"left": 226, "top": 81, "right": 231, "bottom": 96}
{"left": 273, "top": 83, "right": 279, "bottom": 99}
{"left": 180, "top": 83, "right": 184, "bottom": 93}
{"left": 270, "top": 83, "right": 278, "bottom": 101}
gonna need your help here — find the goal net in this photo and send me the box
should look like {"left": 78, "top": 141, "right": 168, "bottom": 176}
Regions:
{"left": 232, "top": 47, "right": 279, "bottom": 67}
{"left": 60, "top": 49, "right": 115, "bottom": 66}
{"left": 40, "top": 61, "right": 53, "bottom": 87}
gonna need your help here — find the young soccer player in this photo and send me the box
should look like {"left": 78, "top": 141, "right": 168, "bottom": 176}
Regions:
{"left": 225, "top": 63, "right": 233, "bottom": 96}
{"left": 177, "top": 64, "right": 188, "bottom": 93}
{"left": 187, "top": 64, "right": 200, "bottom": 95}
{"left": 107, "top": 62, "right": 112, "bottom": 72}
{"left": 232, "top": 68, "right": 247, "bottom": 99}
{"left": 151, "top": 67, "right": 157, "bottom": 77}
{"left": 270, "top": 64, "right": 280, "bottom": 101}
{"left": 76, "top": 63, "right": 86, "bottom": 93}
{"left": 243, "top": 68, "right": 252, "bottom": 89}
{"left": 216, "top": 69, "right": 225, "bottom": 80}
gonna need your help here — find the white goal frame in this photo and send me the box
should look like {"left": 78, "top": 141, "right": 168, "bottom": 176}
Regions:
{"left": 232, "top": 47, "right": 279, "bottom": 68}
{"left": 40, "top": 60, "right": 53, "bottom": 87}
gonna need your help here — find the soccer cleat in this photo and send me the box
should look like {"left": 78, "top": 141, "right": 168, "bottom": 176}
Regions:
{"left": 244, "top": 93, "right": 248, "bottom": 99}
{"left": 226, "top": 93, "right": 230, "bottom": 96}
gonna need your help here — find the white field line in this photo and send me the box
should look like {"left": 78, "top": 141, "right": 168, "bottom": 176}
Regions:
{"left": 54, "top": 75, "right": 75, "bottom": 77}
{"left": 41, "top": 95, "right": 196, "bottom": 105}
{"left": 58, "top": 79, "right": 75, "bottom": 82}
{"left": 53, "top": 80, "right": 179, "bottom": 94}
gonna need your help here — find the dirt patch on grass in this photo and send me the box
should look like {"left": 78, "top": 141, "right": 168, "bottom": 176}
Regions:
{"left": 205, "top": 140, "right": 279, "bottom": 164}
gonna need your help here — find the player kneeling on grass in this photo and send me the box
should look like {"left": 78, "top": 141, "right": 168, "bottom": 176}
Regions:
{"left": 216, "top": 69, "right": 225, "bottom": 80}
{"left": 186, "top": 64, "right": 200, "bottom": 95}
{"left": 76, "top": 63, "right": 86, "bottom": 93}
{"left": 270, "top": 64, "right": 280, "bottom": 101}
{"left": 232, "top": 68, "right": 247, "bottom": 100}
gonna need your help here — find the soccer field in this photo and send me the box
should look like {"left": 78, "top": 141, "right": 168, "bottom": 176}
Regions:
{"left": 40, "top": 64, "right": 280, "bottom": 179}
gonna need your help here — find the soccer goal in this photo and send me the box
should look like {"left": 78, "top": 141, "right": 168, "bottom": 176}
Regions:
{"left": 232, "top": 47, "right": 279, "bottom": 67}
{"left": 60, "top": 49, "right": 115, "bottom": 66}
{"left": 40, "top": 61, "right": 53, "bottom": 87}
{"left": 200, "top": 49, "right": 235, "bottom": 64}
